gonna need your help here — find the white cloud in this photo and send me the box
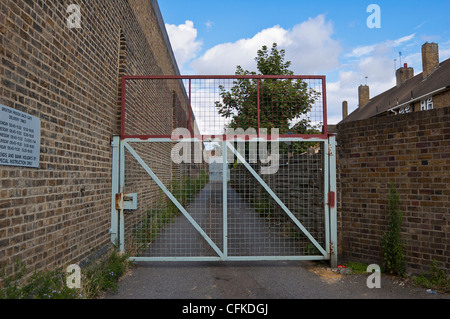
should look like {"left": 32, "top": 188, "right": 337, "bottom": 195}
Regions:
{"left": 392, "top": 33, "right": 416, "bottom": 46}
{"left": 346, "top": 33, "right": 416, "bottom": 58}
{"left": 435, "top": 40, "right": 450, "bottom": 62}
{"left": 164, "top": 19, "right": 422, "bottom": 126}
{"left": 205, "top": 21, "right": 214, "bottom": 30}
{"left": 191, "top": 26, "right": 288, "bottom": 75}
{"left": 165, "top": 20, "right": 203, "bottom": 73}
{"left": 191, "top": 15, "right": 341, "bottom": 75}
{"left": 327, "top": 60, "right": 397, "bottom": 124}
{"left": 346, "top": 44, "right": 377, "bottom": 58}
{"left": 328, "top": 34, "right": 419, "bottom": 124}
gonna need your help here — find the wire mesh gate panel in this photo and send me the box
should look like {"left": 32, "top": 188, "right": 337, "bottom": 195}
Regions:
{"left": 120, "top": 75, "right": 328, "bottom": 139}
{"left": 112, "top": 76, "right": 337, "bottom": 264}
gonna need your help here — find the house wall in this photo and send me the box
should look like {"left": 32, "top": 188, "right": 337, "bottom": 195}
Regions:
{"left": 430, "top": 90, "right": 450, "bottom": 110}
{"left": 336, "top": 106, "right": 450, "bottom": 274}
{"left": 409, "top": 90, "right": 450, "bottom": 113}
{"left": 0, "top": 0, "right": 188, "bottom": 275}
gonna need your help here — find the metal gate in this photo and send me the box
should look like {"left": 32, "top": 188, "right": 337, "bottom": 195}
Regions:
{"left": 110, "top": 76, "right": 337, "bottom": 266}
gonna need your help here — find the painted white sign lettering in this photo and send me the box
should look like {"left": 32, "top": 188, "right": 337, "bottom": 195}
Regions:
{"left": 0, "top": 104, "right": 41, "bottom": 168}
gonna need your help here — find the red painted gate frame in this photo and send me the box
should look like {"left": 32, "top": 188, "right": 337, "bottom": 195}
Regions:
{"left": 120, "top": 75, "right": 328, "bottom": 141}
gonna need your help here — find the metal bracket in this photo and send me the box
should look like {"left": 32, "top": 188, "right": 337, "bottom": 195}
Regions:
{"left": 115, "top": 193, "right": 138, "bottom": 210}
{"left": 327, "top": 191, "right": 336, "bottom": 209}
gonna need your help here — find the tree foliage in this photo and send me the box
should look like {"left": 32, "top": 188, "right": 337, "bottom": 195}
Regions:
{"left": 215, "top": 43, "right": 321, "bottom": 135}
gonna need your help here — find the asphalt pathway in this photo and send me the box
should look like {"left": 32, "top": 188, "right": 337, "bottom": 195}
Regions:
{"left": 103, "top": 260, "right": 449, "bottom": 300}
{"left": 140, "top": 182, "right": 306, "bottom": 259}
{"left": 104, "top": 182, "right": 449, "bottom": 301}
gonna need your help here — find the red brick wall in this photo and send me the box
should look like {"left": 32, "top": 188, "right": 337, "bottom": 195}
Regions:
{"left": 336, "top": 106, "right": 450, "bottom": 274}
{"left": 0, "top": 0, "right": 186, "bottom": 275}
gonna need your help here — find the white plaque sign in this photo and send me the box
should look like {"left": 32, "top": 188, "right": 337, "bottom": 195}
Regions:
{"left": 0, "top": 104, "right": 41, "bottom": 168}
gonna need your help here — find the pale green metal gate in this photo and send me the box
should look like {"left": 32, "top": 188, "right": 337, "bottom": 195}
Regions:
{"left": 110, "top": 75, "right": 337, "bottom": 267}
{"left": 110, "top": 136, "right": 337, "bottom": 266}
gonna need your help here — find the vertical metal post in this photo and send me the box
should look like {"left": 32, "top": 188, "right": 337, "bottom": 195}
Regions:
{"left": 257, "top": 79, "right": 260, "bottom": 136}
{"left": 121, "top": 77, "right": 126, "bottom": 139}
{"left": 328, "top": 135, "right": 338, "bottom": 268}
{"left": 222, "top": 140, "right": 228, "bottom": 260}
{"left": 322, "top": 77, "right": 328, "bottom": 137}
{"left": 119, "top": 139, "right": 126, "bottom": 253}
{"left": 323, "top": 140, "right": 330, "bottom": 257}
{"left": 188, "top": 79, "right": 192, "bottom": 135}
{"left": 110, "top": 136, "right": 120, "bottom": 244}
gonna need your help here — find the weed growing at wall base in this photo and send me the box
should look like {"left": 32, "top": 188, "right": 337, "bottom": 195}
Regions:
{"left": 0, "top": 260, "right": 81, "bottom": 299}
{"left": 381, "top": 183, "right": 406, "bottom": 276}
{"left": 345, "top": 261, "right": 369, "bottom": 274}
{"left": 0, "top": 249, "right": 132, "bottom": 299}
{"left": 413, "top": 260, "right": 450, "bottom": 293}
{"left": 82, "top": 250, "right": 131, "bottom": 297}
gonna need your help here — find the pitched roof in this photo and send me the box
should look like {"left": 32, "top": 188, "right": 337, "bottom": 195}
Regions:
{"left": 340, "top": 58, "right": 450, "bottom": 123}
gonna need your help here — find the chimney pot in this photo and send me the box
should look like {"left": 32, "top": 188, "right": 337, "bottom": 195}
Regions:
{"left": 396, "top": 63, "right": 414, "bottom": 87}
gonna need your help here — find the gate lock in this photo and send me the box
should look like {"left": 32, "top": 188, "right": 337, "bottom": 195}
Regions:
{"left": 115, "top": 193, "right": 138, "bottom": 211}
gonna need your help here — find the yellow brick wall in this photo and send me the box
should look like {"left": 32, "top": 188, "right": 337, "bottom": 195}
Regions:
{"left": 0, "top": 0, "right": 188, "bottom": 275}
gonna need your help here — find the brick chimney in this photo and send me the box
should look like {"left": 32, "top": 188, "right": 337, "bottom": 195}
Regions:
{"left": 358, "top": 85, "right": 370, "bottom": 108}
{"left": 342, "top": 101, "right": 348, "bottom": 119}
{"left": 396, "top": 63, "right": 414, "bottom": 87}
{"left": 422, "top": 42, "right": 439, "bottom": 79}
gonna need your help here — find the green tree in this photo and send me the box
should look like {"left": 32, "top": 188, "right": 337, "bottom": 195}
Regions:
{"left": 215, "top": 43, "right": 321, "bottom": 136}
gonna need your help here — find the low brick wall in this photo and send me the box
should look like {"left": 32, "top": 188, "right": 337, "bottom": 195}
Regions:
{"left": 337, "top": 106, "right": 450, "bottom": 274}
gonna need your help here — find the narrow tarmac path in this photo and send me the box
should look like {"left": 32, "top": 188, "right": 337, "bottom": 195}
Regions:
{"left": 140, "top": 181, "right": 311, "bottom": 259}
{"left": 103, "top": 260, "right": 449, "bottom": 300}
{"left": 105, "top": 182, "right": 449, "bottom": 301}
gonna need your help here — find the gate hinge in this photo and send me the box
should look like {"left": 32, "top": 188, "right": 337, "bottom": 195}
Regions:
{"left": 115, "top": 193, "right": 138, "bottom": 210}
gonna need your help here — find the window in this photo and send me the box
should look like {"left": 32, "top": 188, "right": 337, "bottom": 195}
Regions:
{"left": 399, "top": 105, "right": 411, "bottom": 114}
{"left": 421, "top": 97, "right": 433, "bottom": 111}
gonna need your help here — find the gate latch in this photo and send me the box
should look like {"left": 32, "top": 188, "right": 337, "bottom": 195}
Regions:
{"left": 116, "top": 193, "right": 138, "bottom": 210}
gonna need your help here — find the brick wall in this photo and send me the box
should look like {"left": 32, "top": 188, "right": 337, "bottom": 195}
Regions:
{"left": 0, "top": 0, "right": 187, "bottom": 275}
{"left": 410, "top": 90, "right": 450, "bottom": 113}
{"left": 336, "top": 106, "right": 450, "bottom": 274}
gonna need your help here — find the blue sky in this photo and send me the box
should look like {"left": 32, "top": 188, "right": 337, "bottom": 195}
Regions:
{"left": 158, "top": 1, "right": 450, "bottom": 123}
